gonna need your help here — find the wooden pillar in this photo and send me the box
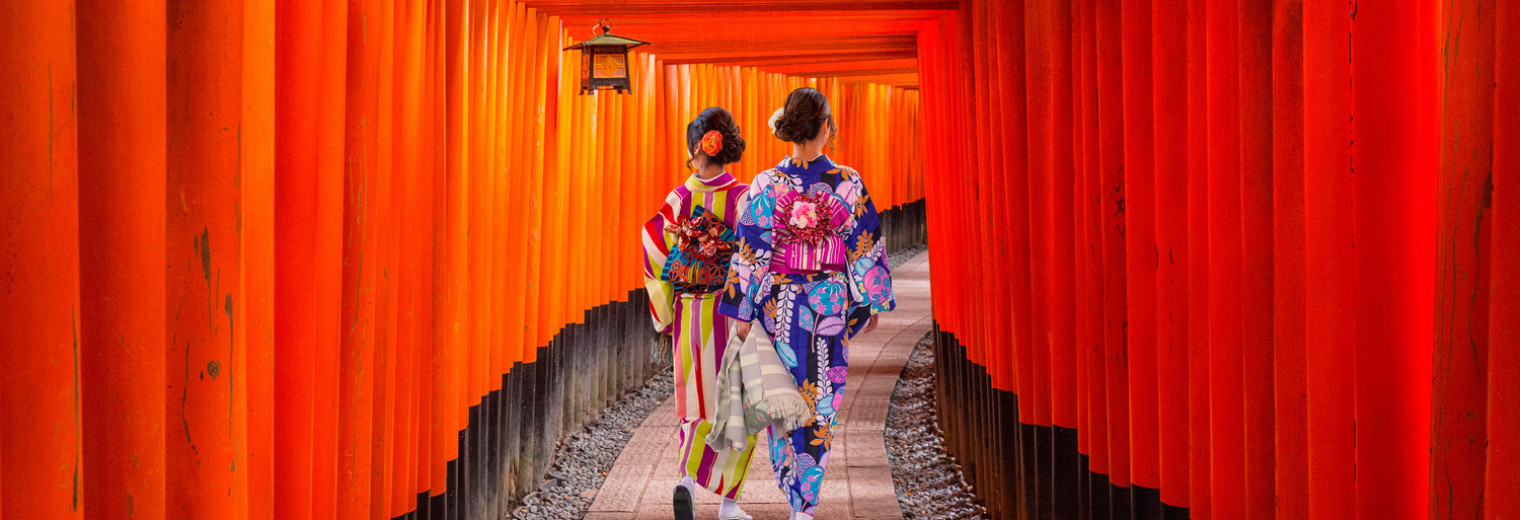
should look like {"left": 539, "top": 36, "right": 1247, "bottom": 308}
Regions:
{"left": 76, "top": 0, "right": 168, "bottom": 517}
{"left": 0, "top": 2, "right": 83, "bottom": 518}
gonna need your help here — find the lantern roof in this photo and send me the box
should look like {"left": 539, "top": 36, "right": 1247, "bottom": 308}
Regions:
{"left": 563, "top": 28, "right": 650, "bottom": 51}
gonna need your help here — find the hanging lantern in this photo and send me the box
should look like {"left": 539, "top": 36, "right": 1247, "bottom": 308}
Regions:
{"left": 563, "top": 19, "right": 650, "bottom": 95}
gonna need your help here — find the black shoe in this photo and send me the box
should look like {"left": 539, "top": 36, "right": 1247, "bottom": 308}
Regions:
{"left": 672, "top": 485, "right": 694, "bottom": 520}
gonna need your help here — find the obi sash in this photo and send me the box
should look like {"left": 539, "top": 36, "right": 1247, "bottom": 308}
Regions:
{"left": 770, "top": 189, "right": 849, "bottom": 274}
{"left": 661, "top": 205, "right": 739, "bottom": 295}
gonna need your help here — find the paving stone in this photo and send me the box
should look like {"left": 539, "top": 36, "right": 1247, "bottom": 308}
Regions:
{"left": 814, "top": 499, "right": 853, "bottom": 519}
{"left": 642, "top": 400, "right": 680, "bottom": 427}
{"left": 819, "top": 465, "right": 853, "bottom": 511}
{"left": 737, "top": 473, "right": 789, "bottom": 505}
{"left": 843, "top": 430, "right": 887, "bottom": 467}
{"left": 658, "top": 435, "right": 682, "bottom": 462}
{"left": 589, "top": 463, "right": 652, "bottom": 512}
{"left": 587, "top": 251, "right": 931, "bottom": 520}
{"left": 636, "top": 502, "right": 796, "bottom": 520}
{"left": 643, "top": 457, "right": 682, "bottom": 504}
{"left": 847, "top": 465, "right": 906, "bottom": 519}
{"left": 618, "top": 429, "right": 669, "bottom": 466}
{"left": 582, "top": 513, "right": 635, "bottom": 520}
{"left": 844, "top": 386, "right": 897, "bottom": 432}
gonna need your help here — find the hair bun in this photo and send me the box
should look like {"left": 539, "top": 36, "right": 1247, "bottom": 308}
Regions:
{"left": 686, "top": 107, "right": 746, "bottom": 166}
{"left": 712, "top": 123, "right": 746, "bottom": 165}
{"left": 772, "top": 87, "right": 833, "bottom": 144}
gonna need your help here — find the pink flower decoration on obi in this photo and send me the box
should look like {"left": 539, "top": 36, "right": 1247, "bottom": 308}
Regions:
{"left": 789, "top": 201, "right": 819, "bottom": 229}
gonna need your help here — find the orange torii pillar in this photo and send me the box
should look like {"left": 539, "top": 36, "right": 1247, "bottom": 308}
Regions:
{"left": 77, "top": 0, "right": 169, "bottom": 518}
{"left": 0, "top": 2, "right": 82, "bottom": 519}
{"left": 916, "top": 2, "right": 1497, "bottom": 520}
{"left": 1492, "top": 3, "right": 1520, "bottom": 519}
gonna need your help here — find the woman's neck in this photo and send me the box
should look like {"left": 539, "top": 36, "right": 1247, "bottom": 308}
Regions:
{"left": 695, "top": 164, "right": 725, "bottom": 180}
{"left": 791, "top": 141, "right": 825, "bottom": 163}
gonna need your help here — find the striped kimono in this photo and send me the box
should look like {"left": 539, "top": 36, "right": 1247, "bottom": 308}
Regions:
{"left": 642, "top": 172, "right": 758, "bottom": 500}
{"left": 718, "top": 155, "right": 896, "bottom": 516}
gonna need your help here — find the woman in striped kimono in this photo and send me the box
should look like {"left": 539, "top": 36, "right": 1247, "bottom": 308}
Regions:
{"left": 642, "top": 107, "right": 757, "bottom": 520}
{"left": 719, "top": 88, "right": 896, "bottom": 520}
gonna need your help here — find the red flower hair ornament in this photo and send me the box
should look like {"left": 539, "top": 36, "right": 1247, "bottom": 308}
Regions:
{"left": 700, "top": 130, "right": 723, "bottom": 156}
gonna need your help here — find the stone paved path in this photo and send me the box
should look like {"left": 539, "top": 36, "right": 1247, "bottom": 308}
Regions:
{"left": 585, "top": 252, "right": 932, "bottom": 520}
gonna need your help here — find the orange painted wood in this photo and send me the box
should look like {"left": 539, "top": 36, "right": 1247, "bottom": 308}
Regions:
{"left": 466, "top": 0, "right": 491, "bottom": 407}
{"left": 1027, "top": 0, "right": 1055, "bottom": 421}
{"left": 525, "top": 10, "right": 553, "bottom": 354}
{"left": 240, "top": 0, "right": 278, "bottom": 517}
{"left": 1183, "top": 0, "right": 1210, "bottom": 514}
{"left": 500, "top": 0, "right": 527, "bottom": 370}
{"left": 457, "top": 0, "right": 481, "bottom": 420}
{"left": 339, "top": 0, "right": 382, "bottom": 514}
{"left": 165, "top": 0, "right": 249, "bottom": 516}
{"left": 1121, "top": 0, "right": 1158, "bottom": 490}
{"left": 762, "top": 58, "right": 917, "bottom": 76}
{"left": 485, "top": 0, "right": 506, "bottom": 387}
{"left": 436, "top": 0, "right": 467, "bottom": 489}
{"left": 418, "top": 0, "right": 442, "bottom": 493}
{"left": 0, "top": 2, "right": 83, "bottom": 518}
{"left": 564, "top": 58, "right": 586, "bottom": 324}
{"left": 1097, "top": 0, "right": 1129, "bottom": 488}
{"left": 1205, "top": 0, "right": 1244, "bottom": 512}
{"left": 1, "top": 1, "right": 933, "bottom": 514}
{"left": 509, "top": 3, "right": 532, "bottom": 364}
{"left": 1238, "top": 0, "right": 1275, "bottom": 516}
{"left": 1430, "top": 2, "right": 1497, "bottom": 519}
{"left": 608, "top": 85, "right": 627, "bottom": 298}
{"left": 1078, "top": 0, "right": 1109, "bottom": 476}
{"left": 535, "top": 15, "right": 566, "bottom": 356}
{"left": 313, "top": 0, "right": 350, "bottom": 515}
{"left": 1270, "top": 1, "right": 1308, "bottom": 518}
{"left": 1071, "top": 0, "right": 1093, "bottom": 460}
{"left": 389, "top": 4, "right": 427, "bottom": 513}
{"left": 1302, "top": 2, "right": 1354, "bottom": 518}
{"left": 619, "top": 61, "right": 638, "bottom": 293}
{"left": 370, "top": 0, "right": 399, "bottom": 515}
{"left": 992, "top": 0, "right": 1027, "bottom": 397}
{"left": 1352, "top": 2, "right": 1437, "bottom": 518}
{"left": 274, "top": 0, "right": 324, "bottom": 515}
{"left": 546, "top": 28, "right": 568, "bottom": 334}
{"left": 1150, "top": 0, "right": 1188, "bottom": 505}
{"left": 1490, "top": 2, "right": 1520, "bottom": 518}
{"left": 1047, "top": 0, "right": 1077, "bottom": 431}
{"left": 76, "top": 0, "right": 168, "bottom": 517}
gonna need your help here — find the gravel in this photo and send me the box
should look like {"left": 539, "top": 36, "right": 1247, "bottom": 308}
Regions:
{"left": 884, "top": 333, "right": 987, "bottom": 520}
{"left": 887, "top": 244, "right": 928, "bottom": 270}
{"left": 511, "top": 368, "right": 674, "bottom": 519}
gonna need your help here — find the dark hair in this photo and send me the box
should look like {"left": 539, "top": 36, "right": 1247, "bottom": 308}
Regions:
{"left": 773, "top": 87, "right": 837, "bottom": 144}
{"left": 686, "top": 107, "right": 746, "bottom": 166}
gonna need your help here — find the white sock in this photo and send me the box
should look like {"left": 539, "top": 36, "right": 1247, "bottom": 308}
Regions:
{"left": 789, "top": 512, "right": 813, "bottom": 520}
{"left": 719, "top": 498, "right": 743, "bottom": 518}
{"left": 678, "top": 475, "right": 696, "bottom": 495}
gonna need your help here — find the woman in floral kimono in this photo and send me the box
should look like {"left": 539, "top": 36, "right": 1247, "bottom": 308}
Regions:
{"left": 719, "top": 88, "right": 896, "bottom": 520}
{"left": 642, "top": 107, "right": 758, "bottom": 520}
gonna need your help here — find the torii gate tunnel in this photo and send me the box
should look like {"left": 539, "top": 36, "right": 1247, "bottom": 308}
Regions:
{"left": 1, "top": 1, "right": 1518, "bottom": 520}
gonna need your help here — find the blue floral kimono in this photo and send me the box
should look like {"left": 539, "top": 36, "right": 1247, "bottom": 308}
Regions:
{"left": 718, "top": 155, "right": 896, "bottom": 516}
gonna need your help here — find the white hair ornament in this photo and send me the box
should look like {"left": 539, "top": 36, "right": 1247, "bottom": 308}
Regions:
{"left": 768, "top": 108, "right": 786, "bottom": 132}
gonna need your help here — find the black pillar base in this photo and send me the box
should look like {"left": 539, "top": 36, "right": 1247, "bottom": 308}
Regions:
{"left": 1132, "top": 485, "right": 1163, "bottom": 520}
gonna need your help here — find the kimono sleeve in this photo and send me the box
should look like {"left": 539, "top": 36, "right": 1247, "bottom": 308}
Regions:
{"left": 642, "top": 206, "right": 677, "bottom": 333}
{"left": 843, "top": 169, "right": 896, "bottom": 316}
{"left": 718, "top": 181, "right": 773, "bottom": 322}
